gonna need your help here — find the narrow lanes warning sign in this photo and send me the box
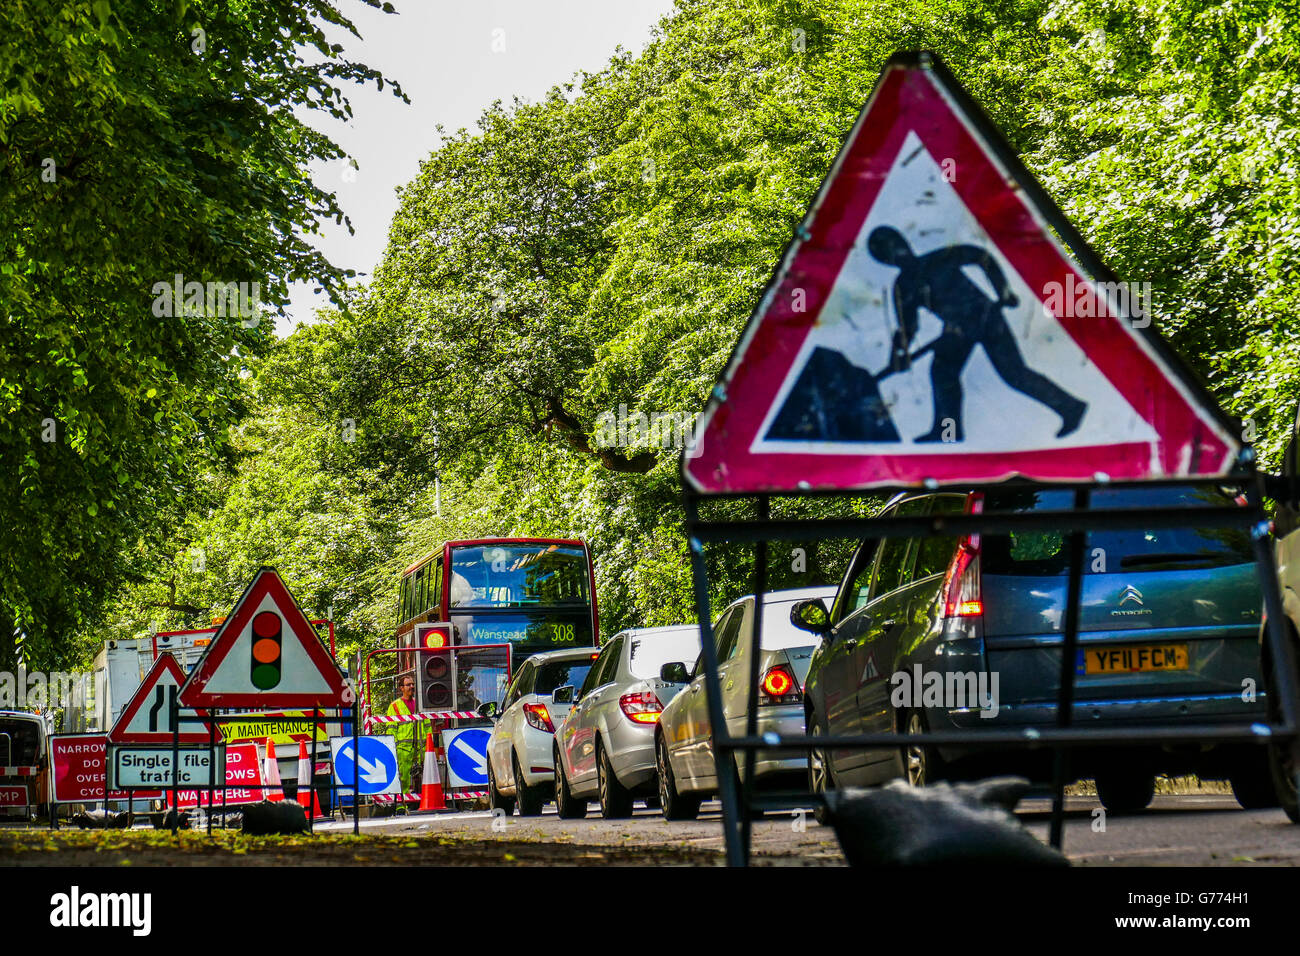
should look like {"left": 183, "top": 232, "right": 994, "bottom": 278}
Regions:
{"left": 107, "top": 652, "right": 219, "bottom": 744}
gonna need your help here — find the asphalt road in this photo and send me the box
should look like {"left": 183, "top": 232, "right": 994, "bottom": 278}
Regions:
{"left": 312, "top": 793, "right": 1300, "bottom": 865}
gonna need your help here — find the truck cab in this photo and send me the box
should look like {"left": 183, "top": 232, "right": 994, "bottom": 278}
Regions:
{"left": 0, "top": 710, "right": 51, "bottom": 820}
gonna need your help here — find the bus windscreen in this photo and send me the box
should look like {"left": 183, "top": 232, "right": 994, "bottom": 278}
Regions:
{"left": 448, "top": 544, "right": 590, "bottom": 608}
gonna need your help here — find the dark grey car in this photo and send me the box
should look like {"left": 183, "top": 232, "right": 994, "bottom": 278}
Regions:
{"left": 798, "top": 484, "right": 1272, "bottom": 814}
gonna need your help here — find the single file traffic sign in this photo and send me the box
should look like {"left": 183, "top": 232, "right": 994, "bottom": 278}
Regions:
{"left": 682, "top": 52, "right": 1241, "bottom": 493}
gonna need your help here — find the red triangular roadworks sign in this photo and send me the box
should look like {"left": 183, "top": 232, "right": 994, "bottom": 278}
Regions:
{"left": 108, "top": 652, "right": 221, "bottom": 743}
{"left": 178, "top": 567, "right": 347, "bottom": 708}
{"left": 682, "top": 51, "right": 1241, "bottom": 494}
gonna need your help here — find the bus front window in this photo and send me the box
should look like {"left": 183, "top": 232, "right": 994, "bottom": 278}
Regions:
{"left": 448, "top": 544, "right": 589, "bottom": 608}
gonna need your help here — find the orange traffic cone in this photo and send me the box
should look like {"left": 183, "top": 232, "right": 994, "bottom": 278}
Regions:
{"left": 296, "top": 740, "right": 325, "bottom": 819}
{"left": 418, "top": 732, "right": 446, "bottom": 812}
{"left": 263, "top": 737, "right": 284, "bottom": 802}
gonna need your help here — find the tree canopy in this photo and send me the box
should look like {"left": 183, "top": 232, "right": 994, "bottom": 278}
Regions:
{"left": 29, "top": 0, "right": 1300, "bottom": 668}
{"left": 1, "top": 0, "right": 402, "bottom": 668}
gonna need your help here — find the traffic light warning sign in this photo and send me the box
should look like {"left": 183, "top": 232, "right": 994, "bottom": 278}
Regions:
{"left": 179, "top": 567, "right": 348, "bottom": 708}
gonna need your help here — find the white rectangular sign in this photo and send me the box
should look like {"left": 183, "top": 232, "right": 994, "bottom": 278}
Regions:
{"left": 109, "top": 745, "right": 226, "bottom": 789}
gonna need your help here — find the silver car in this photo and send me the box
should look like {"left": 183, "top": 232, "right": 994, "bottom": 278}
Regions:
{"left": 655, "top": 586, "right": 836, "bottom": 820}
{"left": 485, "top": 647, "right": 600, "bottom": 816}
{"left": 552, "top": 625, "right": 702, "bottom": 819}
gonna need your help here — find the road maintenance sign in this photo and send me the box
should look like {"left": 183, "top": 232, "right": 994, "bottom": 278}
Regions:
{"left": 331, "top": 735, "right": 400, "bottom": 796}
{"left": 108, "top": 652, "right": 221, "bottom": 744}
{"left": 682, "top": 52, "right": 1240, "bottom": 494}
{"left": 179, "top": 567, "right": 348, "bottom": 708}
{"left": 442, "top": 727, "right": 490, "bottom": 789}
{"left": 220, "top": 710, "right": 336, "bottom": 748}
{"left": 0, "top": 786, "right": 27, "bottom": 809}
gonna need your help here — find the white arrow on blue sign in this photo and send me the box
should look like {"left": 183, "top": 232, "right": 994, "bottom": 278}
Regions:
{"left": 330, "top": 735, "right": 400, "bottom": 796}
{"left": 443, "top": 728, "right": 491, "bottom": 788}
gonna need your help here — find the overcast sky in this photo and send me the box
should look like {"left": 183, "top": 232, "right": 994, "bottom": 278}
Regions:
{"left": 281, "top": 0, "right": 678, "bottom": 335}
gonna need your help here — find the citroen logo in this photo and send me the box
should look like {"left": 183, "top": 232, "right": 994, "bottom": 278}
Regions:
{"left": 1118, "top": 585, "right": 1144, "bottom": 607}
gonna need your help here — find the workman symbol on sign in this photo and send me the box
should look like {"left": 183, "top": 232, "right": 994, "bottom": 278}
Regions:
{"left": 867, "top": 226, "right": 1087, "bottom": 443}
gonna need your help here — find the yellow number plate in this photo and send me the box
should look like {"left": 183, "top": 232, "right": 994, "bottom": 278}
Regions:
{"left": 1082, "top": 644, "right": 1189, "bottom": 674}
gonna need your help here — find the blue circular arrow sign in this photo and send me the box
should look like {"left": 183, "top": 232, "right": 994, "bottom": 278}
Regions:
{"left": 332, "top": 736, "right": 400, "bottom": 795}
{"left": 445, "top": 728, "right": 492, "bottom": 787}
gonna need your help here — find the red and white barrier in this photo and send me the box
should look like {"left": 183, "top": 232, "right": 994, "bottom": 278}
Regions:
{"left": 0, "top": 766, "right": 38, "bottom": 776}
{"left": 363, "top": 711, "right": 479, "bottom": 729}
{"left": 372, "top": 790, "right": 487, "bottom": 803}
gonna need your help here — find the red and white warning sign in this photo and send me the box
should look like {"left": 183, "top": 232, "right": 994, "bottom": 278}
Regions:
{"left": 180, "top": 567, "right": 347, "bottom": 708}
{"left": 0, "top": 786, "right": 28, "bottom": 808}
{"left": 50, "top": 735, "right": 162, "bottom": 803}
{"left": 683, "top": 52, "right": 1240, "bottom": 493}
{"left": 108, "top": 651, "right": 221, "bottom": 744}
{"left": 164, "top": 742, "right": 264, "bottom": 809}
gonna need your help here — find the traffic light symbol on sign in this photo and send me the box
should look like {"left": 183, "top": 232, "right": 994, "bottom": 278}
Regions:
{"left": 251, "top": 610, "right": 283, "bottom": 690}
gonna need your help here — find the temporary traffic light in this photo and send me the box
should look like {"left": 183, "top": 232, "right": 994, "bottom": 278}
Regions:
{"left": 250, "top": 610, "right": 283, "bottom": 690}
{"left": 420, "top": 649, "right": 453, "bottom": 709}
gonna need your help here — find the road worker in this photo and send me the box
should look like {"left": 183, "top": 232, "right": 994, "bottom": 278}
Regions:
{"left": 387, "top": 676, "right": 422, "bottom": 797}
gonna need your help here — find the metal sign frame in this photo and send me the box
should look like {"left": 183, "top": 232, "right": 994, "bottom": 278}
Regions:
{"left": 682, "top": 470, "right": 1300, "bottom": 865}
{"left": 678, "top": 51, "right": 1300, "bottom": 865}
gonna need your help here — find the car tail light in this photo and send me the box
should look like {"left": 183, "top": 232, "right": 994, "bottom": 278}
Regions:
{"left": 758, "top": 665, "right": 801, "bottom": 705}
{"left": 522, "top": 702, "right": 554, "bottom": 733}
{"left": 943, "top": 493, "right": 984, "bottom": 618}
{"left": 619, "top": 691, "right": 663, "bottom": 724}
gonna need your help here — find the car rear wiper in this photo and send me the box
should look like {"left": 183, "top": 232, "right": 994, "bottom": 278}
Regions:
{"left": 1119, "top": 552, "right": 1218, "bottom": 567}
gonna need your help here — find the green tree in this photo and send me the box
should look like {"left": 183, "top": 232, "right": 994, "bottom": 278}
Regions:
{"left": 0, "top": 0, "right": 403, "bottom": 668}
{"left": 83, "top": 0, "right": 1300, "bottom": 662}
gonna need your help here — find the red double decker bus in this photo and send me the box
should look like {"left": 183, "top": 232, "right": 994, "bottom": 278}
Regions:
{"left": 396, "top": 538, "right": 599, "bottom": 661}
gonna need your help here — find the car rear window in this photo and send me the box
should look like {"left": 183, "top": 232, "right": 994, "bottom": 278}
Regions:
{"left": 628, "top": 630, "right": 702, "bottom": 679}
{"left": 981, "top": 486, "right": 1252, "bottom": 575}
{"left": 533, "top": 658, "right": 596, "bottom": 696}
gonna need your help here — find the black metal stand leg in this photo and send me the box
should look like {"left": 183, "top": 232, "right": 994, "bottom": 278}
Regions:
{"left": 1050, "top": 488, "right": 1089, "bottom": 850}
{"left": 740, "top": 497, "right": 769, "bottom": 861}
{"left": 685, "top": 494, "right": 742, "bottom": 865}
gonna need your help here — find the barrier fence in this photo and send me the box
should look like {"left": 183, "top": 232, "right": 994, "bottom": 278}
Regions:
{"left": 683, "top": 471, "right": 1300, "bottom": 865}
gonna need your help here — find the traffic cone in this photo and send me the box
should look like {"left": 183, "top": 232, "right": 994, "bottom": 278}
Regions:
{"left": 296, "top": 740, "right": 325, "bottom": 819}
{"left": 418, "top": 732, "right": 445, "bottom": 812}
{"left": 263, "top": 737, "right": 284, "bottom": 802}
